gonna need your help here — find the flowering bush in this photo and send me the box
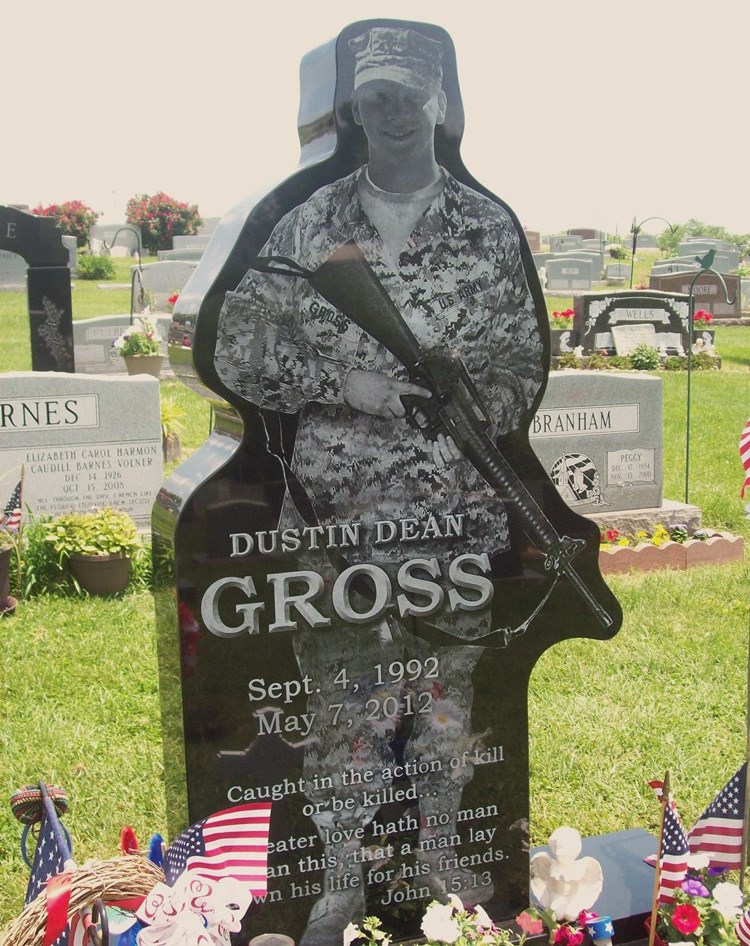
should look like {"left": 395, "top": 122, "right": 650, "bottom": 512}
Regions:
{"left": 112, "top": 317, "right": 161, "bottom": 358}
{"left": 125, "top": 192, "right": 202, "bottom": 253}
{"left": 693, "top": 309, "right": 714, "bottom": 325}
{"left": 32, "top": 199, "right": 100, "bottom": 247}
{"left": 344, "top": 897, "right": 529, "bottom": 946}
{"left": 653, "top": 854, "right": 749, "bottom": 946}
{"left": 550, "top": 309, "right": 574, "bottom": 330}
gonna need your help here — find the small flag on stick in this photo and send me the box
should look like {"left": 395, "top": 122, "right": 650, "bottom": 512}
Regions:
{"left": 688, "top": 763, "right": 746, "bottom": 870}
{"left": 164, "top": 802, "right": 272, "bottom": 895}
{"left": 0, "top": 476, "right": 23, "bottom": 532}
{"left": 740, "top": 419, "right": 750, "bottom": 498}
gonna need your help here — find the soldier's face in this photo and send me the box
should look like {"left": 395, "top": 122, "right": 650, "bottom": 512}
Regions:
{"left": 353, "top": 79, "right": 446, "bottom": 158}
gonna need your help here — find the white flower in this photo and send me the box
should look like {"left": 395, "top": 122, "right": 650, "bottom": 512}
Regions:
{"left": 343, "top": 923, "right": 362, "bottom": 946}
{"left": 473, "top": 905, "right": 493, "bottom": 930}
{"left": 421, "top": 901, "right": 461, "bottom": 944}
{"left": 447, "top": 895, "right": 464, "bottom": 912}
{"left": 713, "top": 882, "right": 744, "bottom": 920}
{"left": 686, "top": 853, "right": 710, "bottom": 871}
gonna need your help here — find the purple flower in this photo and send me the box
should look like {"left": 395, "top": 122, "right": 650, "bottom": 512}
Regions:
{"left": 681, "top": 877, "right": 710, "bottom": 898}
{"left": 708, "top": 865, "right": 729, "bottom": 876}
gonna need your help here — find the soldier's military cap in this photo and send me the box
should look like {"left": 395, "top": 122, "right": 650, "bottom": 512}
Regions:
{"left": 349, "top": 27, "right": 443, "bottom": 94}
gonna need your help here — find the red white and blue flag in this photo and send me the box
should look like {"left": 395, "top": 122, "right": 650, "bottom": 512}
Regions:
{"left": 648, "top": 780, "right": 689, "bottom": 903}
{"left": 741, "top": 419, "right": 750, "bottom": 498}
{"left": 1, "top": 478, "right": 22, "bottom": 532}
{"left": 164, "top": 802, "right": 272, "bottom": 894}
{"left": 688, "top": 763, "right": 746, "bottom": 869}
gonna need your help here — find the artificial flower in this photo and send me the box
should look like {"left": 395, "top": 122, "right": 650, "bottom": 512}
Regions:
{"left": 682, "top": 878, "right": 710, "bottom": 899}
{"left": 344, "top": 923, "right": 362, "bottom": 946}
{"left": 516, "top": 912, "right": 544, "bottom": 936}
{"left": 421, "top": 902, "right": 461, "bottom": 944}
{"left": 671, "top": 904, "right": 701, "bottom": 935}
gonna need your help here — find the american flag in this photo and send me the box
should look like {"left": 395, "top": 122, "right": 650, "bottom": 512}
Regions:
{"left": 26, "top": 810, "right": 71, "bottom": 946}
{"left": 657, "top": 793, "right": 689, "bottom": 903}
{"left": 164, "top": 802, "right": 271, "bottom": 894}
{"left": 741, "top": 420, "right": 750, "bottom": 498}
{"left": 687, "top": 763, "right": 746, "bottom": 869}
{"left": 1, "top": 479, "right": 22, "bottom": 531}
{"left": 736, "top": 908, "right": 750, "bottom": 946}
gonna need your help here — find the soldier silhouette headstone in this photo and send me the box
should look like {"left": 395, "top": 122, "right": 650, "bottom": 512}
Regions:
{"left": 0, "top": 206, "right": 74, "bottom": 372}
{"left": 153, "top": 19, "right": 621, "bottom": 946}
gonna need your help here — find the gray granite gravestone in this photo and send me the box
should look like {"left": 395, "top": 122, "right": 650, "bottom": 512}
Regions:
{"left": 529, "top": 371, "right": 663, "bottom": 512}
{"left": 0, "top": 250, "right": 27, "bottom": 289}
{"left": 153, "top": 20, "right": 621, "bottom": 946}
{"left": 575, "top": 291, "right": 690, "bottom": 354}
{"left": 131, "top": 261, "right": 198, "bottom": 314}
{"left": 546, "top": 256, "right": 593, "bottom": 290}
{"left": 0, "top": 371, "right": 162, "bottom": 527}
{"left": 90, "top": 223, "right": 142, "bottom": 256}
{"left": 549, "top": 234, "right": 583, "bottom": 252}
{"left": 73, "top": 314, "right": 173, "bottom": 375}
{"left": 605, "top": 263, "right": 629, "bottom": 284}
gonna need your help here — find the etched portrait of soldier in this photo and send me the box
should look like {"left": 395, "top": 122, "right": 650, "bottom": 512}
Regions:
{"left": 205, "top": 19, "right": 619, "bottom": 946}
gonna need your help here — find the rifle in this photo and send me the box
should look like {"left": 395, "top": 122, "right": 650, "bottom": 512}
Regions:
{"left": 252, "top": 241, "right": 614, "bottom": 638}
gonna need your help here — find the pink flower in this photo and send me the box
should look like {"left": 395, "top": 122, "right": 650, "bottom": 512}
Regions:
{"left": 516, "top": 912, "right": 544, "bottom": 936}
{"left": 671, "top": 904, "right": 701, "bottom": 935}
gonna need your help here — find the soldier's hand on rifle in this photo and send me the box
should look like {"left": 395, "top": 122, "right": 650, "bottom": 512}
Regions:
{"left": 343, "top": 369, "right": 430, "bottom": 419}
{"left": 433, "top": 432, "right": 462, "bottom": 468}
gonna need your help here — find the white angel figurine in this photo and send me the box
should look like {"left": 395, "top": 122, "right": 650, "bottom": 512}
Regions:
{"left": 530, "top": 826, "right": 603, "bottom": 921}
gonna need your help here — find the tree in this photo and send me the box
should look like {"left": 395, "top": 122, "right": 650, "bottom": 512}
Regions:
{"left": 32, "top": 200, "right": 100, "bottom": 247}
{"left": 125, "top": 192, "right": 202, "bottom": 254}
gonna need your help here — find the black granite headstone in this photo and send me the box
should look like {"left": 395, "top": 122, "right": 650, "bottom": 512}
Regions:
{"left": 0, "top": 206, "right": 74, "bottom": 372}
{"left": 574, "top": 291, "right": 691, "bottom": 356}
{"left": 154, "top": 20, "right": 622, "bottom": 946}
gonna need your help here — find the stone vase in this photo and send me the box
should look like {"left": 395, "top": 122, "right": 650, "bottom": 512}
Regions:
{"left": 68, "top": 553, "right": 131, "bottom": 595}
{"left": 123, "top": 355, "right": 163, "bottom": 378}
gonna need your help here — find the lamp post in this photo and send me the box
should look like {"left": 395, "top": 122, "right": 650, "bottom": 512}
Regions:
{"left": 629, "top": 216, "right": 677, "bottom": 288}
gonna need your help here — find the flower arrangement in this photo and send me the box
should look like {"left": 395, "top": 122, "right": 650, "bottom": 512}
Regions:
{"left": 32, "top": 199, "right": 100, "bottom": 247}
{"left": 598, "top": 524, "right": 710, "bottom": 548}
{"left": 112, "top": 317, "right": 161, "bottom": 358}
{"left": 550, "top": 309, "right": 574, "bottom": 330}
{"left": 125, "top": 191, "right": 202, "bottom": 254}
{"left": 693, "top": 309, "right": 714, "bottom": 326}
{"left": 344, "top": 897, "right": 529, "bottom": 946}
{"left": 651, "top": 854, "right": 749, "bottom": 946}
{"left": 522, "top": 908, "right": 603, "bottom": 946}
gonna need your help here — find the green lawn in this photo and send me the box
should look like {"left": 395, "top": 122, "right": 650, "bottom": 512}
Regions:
{"left": 0, "top": 278, "right": 748, "bottom": 924}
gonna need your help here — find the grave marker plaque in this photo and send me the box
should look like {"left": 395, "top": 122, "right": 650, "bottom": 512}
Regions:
{"left": 153, "top": 20, "right": 621, "bottom": 946}
{"left": 648, "top": 272, "right": 741, "bottom": 317}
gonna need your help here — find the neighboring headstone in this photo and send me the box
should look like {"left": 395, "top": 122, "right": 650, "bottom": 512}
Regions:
{"left": 546, "top": 256, "right": 593, "bottom": 290}
{"left": 574, "top": 291, "right": 689, "bottom": 354}
{"left": 0, "top": 250, "right": 27, "bottom": 289}
{"left": 73, "top": 313, "right": 172, "bottom": 375}
{"left": 554, "top": 249, "right": 603, "bottom": 279}
{"left": 648, "top": 272, "right": 741, "bottom": 317}
{"left": 550, "top": 234, "right": 583, "bottom": 252}
{"left": 582, "top": 238, "right": 604, "bottom": 252}
{"left": 633, "top": 233, "right": 657, "bottom": 248}
{"left": 0, "top": 205, "right": 74, "bottom": 371}
{"left": 532, "top": 251, "right": 554, "bottom": 269}
{"left": 605, "top": 263, "right": 629, "bottom": 284}
{"left": 90, "top": 223, "right": 142, "bottom": 256}
{"left": 523, "top": 229, "right": 541, "bottom": 251}
{"left": 153, "top": 20, "right": 621, "bottom": 946}
{"left": 172, "top": 234, "right": 211, "bottom": 250}
{"left": 0, "top": 371, "right": 163, "bottom": 527}
{"left": 61, "top": 235, "right": 78, "bottom": 273}
{"left": 567, "top": 228, "right": 600, "bottom": 240}
{"left": 132, "top": 261, "right": 197, "bottom": 314}
{"left": 198, "top": 216, "right": 221, "bottom": 235}
{"left": 530, "top": 371, "right": 662, "bottom": 512}
{"left": 156, "top": 247, "right": 205, "bottom": 261}
{"left": 741, "top": 278, "right": 750, "bottom": 313}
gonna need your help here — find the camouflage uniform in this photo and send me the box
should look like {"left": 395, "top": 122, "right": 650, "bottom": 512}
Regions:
{"left": 215, "top": 167, "right": 543, "bottom": 569}
{"left": 214, "top": 167, "right": 543, "bottom": 928}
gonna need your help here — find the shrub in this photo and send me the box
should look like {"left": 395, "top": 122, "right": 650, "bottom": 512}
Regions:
{"left": 629, "top": 343, "right": 660, "bottom": 370}
{"left": 608, "top": 354, "right": 633, "bottom": 369}
{"left": 584, "top": 353, "right": 612, "bottom": 370}
{"left": 607, "top": 243, "right": 629, "bottom": 260}
{"left": 32, "top": 200, "right": 100, "bottom": 247}
{"left": 125, "top": 192, "right": 202, "bottom": 253}
{"left": 555, "top": 352, "right": 581, "bottom": 369}
{"left": 76, "top": 254, "right": 116, "bottom": 280}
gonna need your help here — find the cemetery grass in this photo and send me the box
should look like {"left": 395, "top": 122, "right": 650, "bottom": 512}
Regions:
{"left": 0, "top": 324, "right": 749, "bottom": 923}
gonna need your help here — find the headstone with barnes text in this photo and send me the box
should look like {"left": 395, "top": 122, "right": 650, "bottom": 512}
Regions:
{"left": 574, "top": 291, "right": 690, "bottom": 354}
{"left": 529, "top": 371, "right": 663, "bottom": 513}
{"left": 153, "top": 20, "right": 621, "bottom": 946}
{"left": 0, "top": 371, "right": 162, "bottom": 527}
